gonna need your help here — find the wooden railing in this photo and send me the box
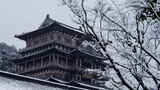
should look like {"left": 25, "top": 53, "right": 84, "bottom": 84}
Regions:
{"left": 18, "top": 62, "right": 82, "bottom": 74}
{"left": 19, "top": 39, "right": 75, "bottom": 53}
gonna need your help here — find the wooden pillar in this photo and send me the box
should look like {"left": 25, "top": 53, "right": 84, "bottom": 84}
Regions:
{"left": 57, "top": 54, "right": 59, "bottom": 65}
{"left": 25, "top": 62, "right": 27, "bottom": 72}
{"left": 17, "top": 63, "right": 20, "bottom": 72}
{"left": 33, "top": 58, "right": 35, "bottom": 70}
{"left": 15, "top": 64, "right": 17, "bottom": 72}
{"left": 94, "top": 63, "right": 96, "bottom": 69}
{"left": 91, "top": 63, "right": 94, "bottom": 69}
{"left": 54, "top": 54, "right": 57, "bottom": 65}
{"left": 41, "top": 56, "right": 43, "bottom": 67}
{"left": 16, "top": 64, "right": 19, "bottom": 72}
{"left": 49, "top": 54, "right": 51, "bottom": 65}
{"left": 79, "top": 59, "right": 81, "bottom": 69}
{"left": 76, "top": 58, "right": 78, "bottom": 69}
{"left": 52, "top": 53, "right": 55, "bottom": 64}
{"left": 66, "top": 57, "right": 68, "bottom": 68}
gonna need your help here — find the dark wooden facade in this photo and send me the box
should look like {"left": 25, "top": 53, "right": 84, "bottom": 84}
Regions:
{"left": 14, "top": 15, "right": 106, "bottom": 86}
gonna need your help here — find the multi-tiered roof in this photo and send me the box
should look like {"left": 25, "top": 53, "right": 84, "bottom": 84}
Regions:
{"left": 13, "top": 14, "right": 107, "bottom": 89}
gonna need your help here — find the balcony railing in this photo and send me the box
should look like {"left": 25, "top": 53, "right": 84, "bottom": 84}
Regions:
{"left": 19, "top": 39, "right": 75, "bottom": 53}
{"left": 17, "top": 62, "right": 82, "bottom": 74}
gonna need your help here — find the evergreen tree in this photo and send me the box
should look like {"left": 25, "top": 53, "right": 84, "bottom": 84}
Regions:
{"left": 0, "top": 42, "right": 20, "bottom": 72}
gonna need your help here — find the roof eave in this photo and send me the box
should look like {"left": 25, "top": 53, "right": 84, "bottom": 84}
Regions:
{"left": 15, "top": 34, "right": 26, "bottom": 40}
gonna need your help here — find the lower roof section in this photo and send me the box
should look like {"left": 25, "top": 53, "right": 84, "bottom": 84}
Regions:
{"left": 0, "top": 71, "right": 87, "bottom": 90}
{"left": 0, "top": 71, "right": 106, "bottom": 90}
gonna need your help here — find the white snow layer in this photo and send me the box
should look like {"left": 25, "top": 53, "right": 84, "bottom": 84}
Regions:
{"left": 0, "top": 76, "right": 64, "bottom": 90}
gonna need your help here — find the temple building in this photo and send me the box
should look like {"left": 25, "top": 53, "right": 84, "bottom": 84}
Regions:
{"left": 13, "top": 14, "right": 107, "bottom": 88}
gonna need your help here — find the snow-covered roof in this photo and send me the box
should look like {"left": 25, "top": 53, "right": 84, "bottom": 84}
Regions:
{"left": 0, "top": 70, "right": 88, "bottom": 90}
{"left": 76, "top": 82, "right": 106, "bottom": 90}
{"left": 38, "top": 14, "right": 55, "bottom": 29}
{"left": 68, "top": 81, "right": 106, "bottom": 90}
{"left": 15, "top": 14, "right": 85, "bottom": 40}
{"left": 0, "top": 70, "right": 108, "bottom": 90}
{"left": 47, "top": 76, "right": 107, "bottom": 90}
{"left": 47, "top": 76, "right": 68, "bottom": 84}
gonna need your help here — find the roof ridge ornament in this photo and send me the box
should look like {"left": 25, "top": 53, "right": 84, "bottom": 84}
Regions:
{"left": 38, "top": 14, "right": 55, "bottom": 29}
{"left": 46, "top": 14, "right": 50, "bottom": 19}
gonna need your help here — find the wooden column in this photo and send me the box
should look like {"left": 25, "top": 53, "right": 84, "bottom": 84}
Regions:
{"left": 57, "top": 54, "right": 59, "bottom": 65}
{"left": 25, "top": 62, "right": 27, "bottom": 72}
{"left": 91, "top": 63, "right": 94, "bottom": 69}
{"left": 79, "top": 59, "right": 81, "bottom": 69}
{"left": 52, "top": 53, "right": 55, "bottom": 64}
{"left": 33, "top": 58, "right": 35, "bottom": 69}
{"left": 16, "top": 64, "right": 19, "bottom": 73}
{"left": 49, "top": 54, "right": 51, "bottom": 65}
{"left": 66, "top": 57, "right": 68, "bottom": 68}
{"left": 76, "top": 58, "right": 78, "bottom": 69}
{"left": 41, "top": 56, "right": 43, "bottom": 67}
{"left": 15, "top": 64, "right": 17, "bottom": 72}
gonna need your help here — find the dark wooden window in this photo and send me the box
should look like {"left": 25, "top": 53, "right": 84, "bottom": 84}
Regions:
{"left": 64, "top": 37, "right": 72, "bottom": 44}
{"left": 35, "top": 60, "right": 41, "bottom": 68}
{"left": 19, "top": 64, "right": 24, "bottom": 71}
{"left": 33, "top": 40, "right": 39, "bottom": 46}
{"left": 27, "top": 61, "right": 33, "bottom": 70}
{"left": 43, "top": 56, "right": 49, "bottom": 65}
{"left": 59, "top": 56, "right": 65, "bottom": 66}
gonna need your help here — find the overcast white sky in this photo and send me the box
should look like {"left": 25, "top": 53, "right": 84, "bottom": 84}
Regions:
{"left": 0, "top": 0, "right": 125, "bottom": 49}
{"left": 0, "top": 0, "right": 76, "bottom": 49}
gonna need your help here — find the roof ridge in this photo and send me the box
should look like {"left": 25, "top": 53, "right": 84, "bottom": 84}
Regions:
{"left": 38, "top": 14, "right": 55, "bottom": 29}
